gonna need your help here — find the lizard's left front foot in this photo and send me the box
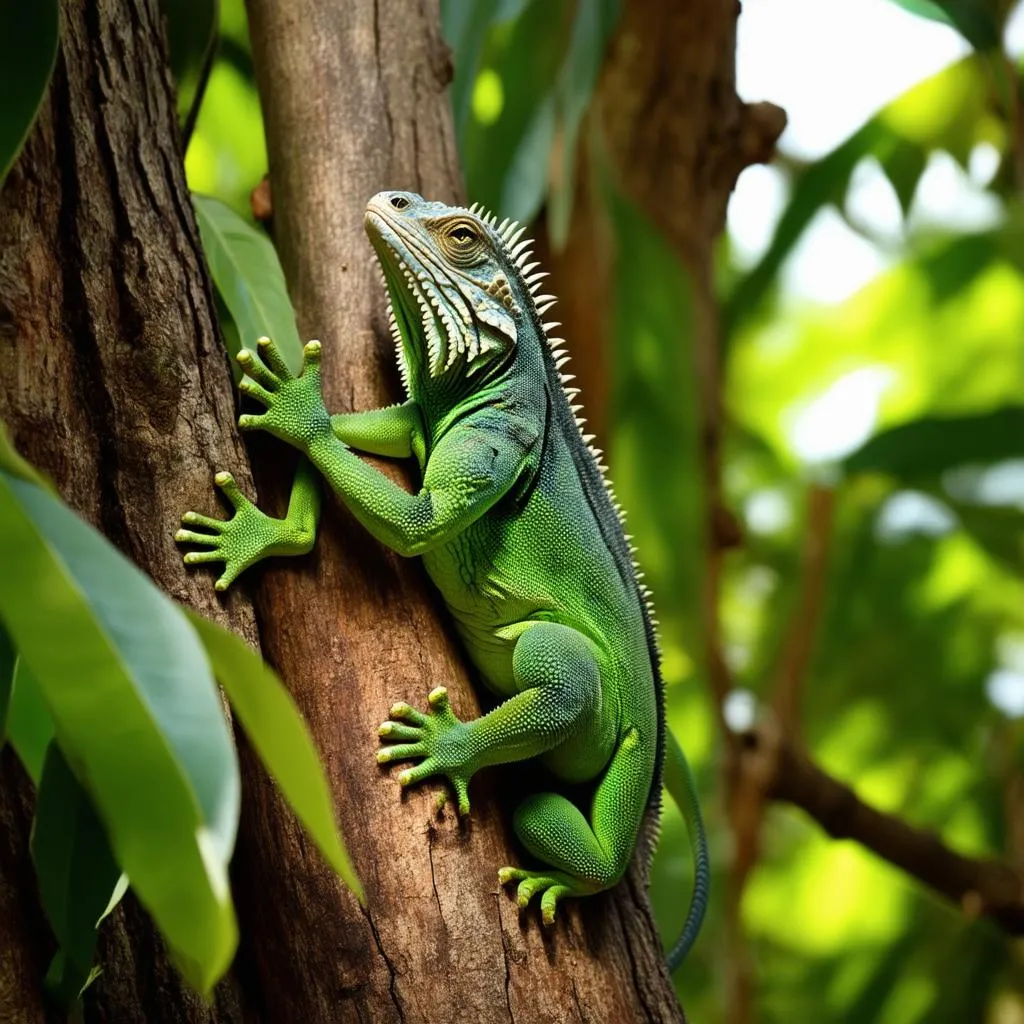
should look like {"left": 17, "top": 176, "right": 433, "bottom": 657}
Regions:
{"left": 497, "top": 867, "right": 586, "bottom": 925}
{"left": 377, "top": 687, "right": 473, "bottom": 815}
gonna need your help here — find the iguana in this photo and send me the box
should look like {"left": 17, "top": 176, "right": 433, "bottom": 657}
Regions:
{"left": 176, "top": 191, "right": 709, "bottom": 970}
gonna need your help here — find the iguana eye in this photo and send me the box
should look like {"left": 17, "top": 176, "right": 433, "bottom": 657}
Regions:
{"left": 449, "top": 226, "right": 476, "bottom": 244}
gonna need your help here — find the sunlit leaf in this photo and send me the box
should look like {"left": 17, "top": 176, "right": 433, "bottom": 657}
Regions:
{"left": 460, "top": 0, "right": 572, "bottom": 220}
{"left": 0, "top": 470, "right": 238, "bottom": 991}
{"left": 32, "top": 744, "right": 123, "bottom": 1007}
{"left": 844, "top": 406, "right": 1024, "bottom": 480}
{"left": 0, "top": 0, "right": 58, "bottom": 185}
{"left": 725, "top": 120, "right": 892, "bottom": 339}
{"left": 879, "top": 138, "right": 927, "bottom": 215}
{"left": 186, "top": 611, "right": 363, "bottom": 900}
{"left": 192, "top": 192, "right": 302, "bottom": 375}
{"left": 726, "top": 58, "right": 994, "bottom": 338}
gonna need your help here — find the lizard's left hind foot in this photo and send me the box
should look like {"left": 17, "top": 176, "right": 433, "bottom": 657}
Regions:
{"left": 497, "top": 867, "right": 592, "bottom": 925}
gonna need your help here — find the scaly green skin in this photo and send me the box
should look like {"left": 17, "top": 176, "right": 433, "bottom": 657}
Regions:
{"left": 177, "top": 192, "right": 708, "bottom": 964}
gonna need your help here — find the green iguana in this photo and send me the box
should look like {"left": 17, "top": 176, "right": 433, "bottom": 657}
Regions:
{"left": 176, "top": 191, "right": 709, "bottom": 970}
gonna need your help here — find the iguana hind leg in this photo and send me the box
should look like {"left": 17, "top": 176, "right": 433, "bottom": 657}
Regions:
{"left": 499, "top": 725, "right": 652, "bottom": 923}
{"left": 377, "top": 621, "right": 610, "bottom": 815}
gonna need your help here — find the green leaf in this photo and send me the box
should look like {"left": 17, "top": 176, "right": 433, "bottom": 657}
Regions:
{"left": 887, "top": 0, "right": 1001, "bottom": 51}
{"left": 843, "top": 406, "right": 1024, "bottom": 481}
{"left": 0, "top": 0, "right": 58, "bottom": 185}
{"left": 0, "top": 470, "right": 238, "bottom": 991}
{"left": 7, "top": 658, "right": 54, "bottom": 784}
{"left": 186, "top": 611, "right": 363, "bottom": 900}
{"left": 162, "top": 0, "right": 220, "bottom": 126}
{"left": 0, "top": 622, "right": 12, "bottom": 745}
{"left": 547, "top": 0, "right": 622, "bottom": 248}
{"left": 879, "top": 138, "right": 927, "bottom": 216}
{"left": 441, "top": 0, "right": 503, "bottom": 142}
{"left": 725, "top": 57, "right": 990, "bottom": 339}
{"left": 460, "top": 0, "right": 573, "bottom": 220}
{"left": 192, "top": 192, "right": 303, "bottom": 375}
{"left": 32, "top": 744, "right": 124, "bottom": 1008}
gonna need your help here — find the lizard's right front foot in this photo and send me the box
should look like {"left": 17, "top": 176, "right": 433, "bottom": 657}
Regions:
{"left": 176, "top": 471, "right": 310, "bottom": 591}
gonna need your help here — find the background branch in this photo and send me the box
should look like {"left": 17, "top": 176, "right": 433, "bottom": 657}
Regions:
{"left": 740, "top": 722, "right": 1024, "bottom": 936}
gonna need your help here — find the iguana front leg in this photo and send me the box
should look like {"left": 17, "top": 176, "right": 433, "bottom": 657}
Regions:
{"left": 176, "top": 338, "right": 425, "bottom": 588}
{"left": 233, "top": 337, "right": 532, "bottom": 556}
{"left": 176, "top": 460, "right": 320, "bottom": 590}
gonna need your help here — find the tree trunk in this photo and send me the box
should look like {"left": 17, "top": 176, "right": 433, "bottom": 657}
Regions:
{"left": 232, "top": 2, "right": 683, "bottom": 1022}
{"left": 0, "top": 0, "right": 692, "bottom": 1022}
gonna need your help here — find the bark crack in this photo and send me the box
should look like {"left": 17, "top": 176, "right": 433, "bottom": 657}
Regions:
{"left": 492, "top": 893, "right": 515, "bottom": 1024}
{"left": 426, "top": 824, "right": 445, "bottom": 927}
{"left": 363, "top": 907, "right": 405, "bottom": 1023}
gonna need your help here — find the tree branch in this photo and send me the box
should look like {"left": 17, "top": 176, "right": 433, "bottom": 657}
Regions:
{"left": 740, "top": 721, "right": 1024, "bottom": 935}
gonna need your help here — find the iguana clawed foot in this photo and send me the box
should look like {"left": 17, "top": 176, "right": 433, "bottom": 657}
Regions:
{"left": 497, "top": 867, "right": 583, "bottom": 925}
{"left": 176, "top": 472, "right": 276, "bottom": 591}
{"left": 236, "top": 337, "right": 332, "bottom": 452}
{"left": 377, "top": 686, "right": 474, "bottom": 815}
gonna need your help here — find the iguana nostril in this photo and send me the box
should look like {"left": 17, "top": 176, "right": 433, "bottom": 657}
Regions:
{"left": 390, "top": 195, "right": 409, "bottom": 210}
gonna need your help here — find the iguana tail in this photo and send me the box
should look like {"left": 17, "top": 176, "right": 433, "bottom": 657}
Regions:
{"left": 663, "top": 730, "right": 710, "bottom": 972}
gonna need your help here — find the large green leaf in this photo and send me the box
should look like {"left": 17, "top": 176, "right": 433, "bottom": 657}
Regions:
{"left": 32, "top": 744, "right": 124, "bottom": 1007}
{"left": 192, "top": 192, "right": 303, "bottom": 375}
{"left": 186, "top": 611, "right": 363, "bottom": 900}
{"left": 0, "top": 470, "right": 238, "bottom": 991}
{"left": 7, "top": 658, "right": 54, "bottom": 784}
{"left": 0, "top": 0, "right": 58, "bottom": 185}
{"left": 843, "top": 406, "right": 1024, "bottom": 481}
{"left": 460, "top": 0, "right": 572, "bottom": 220}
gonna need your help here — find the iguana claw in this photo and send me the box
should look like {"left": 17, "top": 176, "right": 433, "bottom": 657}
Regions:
{"left": 497, "top": 867, "right": 582, "bottom": 925}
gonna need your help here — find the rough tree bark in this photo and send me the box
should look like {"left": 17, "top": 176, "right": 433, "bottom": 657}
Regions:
{"left": 0, "top": 1, "right": 691, "bottom": 1023}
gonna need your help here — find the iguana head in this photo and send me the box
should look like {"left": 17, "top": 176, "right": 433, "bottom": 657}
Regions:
{"left": 364, "top": 191, "right": 556, "bottom": 390}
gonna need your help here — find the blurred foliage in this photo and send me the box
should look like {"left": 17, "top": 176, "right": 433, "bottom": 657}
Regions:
{"left": 121, "top": 0, "right": 1024, "bottom": 1017}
